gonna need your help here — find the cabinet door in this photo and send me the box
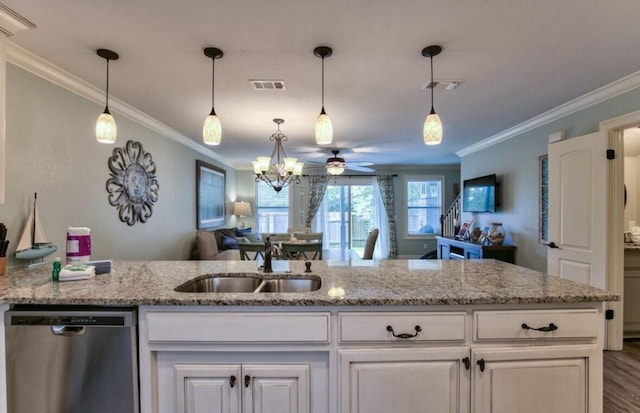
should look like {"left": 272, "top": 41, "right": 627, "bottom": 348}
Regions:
{"left": 242, "top": 364, "right": 310, "bottom": 413}
{"left": 472, "top": 346, "right": 596, "bottom": 413}
{"left": 174, "top": 364, "right": 241, "bottom": 413}
{"left": 340, "top": 347, "right": 470, "bottom": 413}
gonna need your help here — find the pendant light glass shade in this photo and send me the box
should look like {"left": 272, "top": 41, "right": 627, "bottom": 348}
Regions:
{"left": 95, "top": 49, "right": 119, "bottom": 144}
{"left": 421, "top": 45, "right": 443, "bottom": 145}
{"left": 203, "top": 47, "right": 223, "bottom": 145}
{"left": 203, "top": 109, "right": 222, "bottom": 145}
{"left": 314, "top": 46, "right": 333, "bottom": 145}
{"left": 315, "top": 109, "right": 333, "bottom": 145}
{"left": 96, "top": 109, "right": 117, "bottom": 144}
{"left": 423, "top": 109, "right": 443, "bottom": 145}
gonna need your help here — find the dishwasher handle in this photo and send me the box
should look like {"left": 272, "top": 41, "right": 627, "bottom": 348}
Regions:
{"left": 51, "top": 325, "right": 86, "bottom": 336}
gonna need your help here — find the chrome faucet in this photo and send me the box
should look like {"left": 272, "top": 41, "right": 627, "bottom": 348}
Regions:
{"left": 263, "top": 237, "right": 273, "bottom": 273}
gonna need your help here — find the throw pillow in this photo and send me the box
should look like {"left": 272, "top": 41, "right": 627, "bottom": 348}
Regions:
{"left": 221, "top": 235, "right": 239, "bottom": 250}
{"left": 235, "top": 227, "right": 253, "bottom": 236}
{"left": 236, "top": 237, "right": 250, "bottom": 244}
{"left": 244, "top": 232, "right": 261, "bottom": 243}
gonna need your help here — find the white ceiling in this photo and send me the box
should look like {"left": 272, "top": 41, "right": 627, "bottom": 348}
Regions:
{"left": 5, "top": 0, "right": 640, "bottom": 170}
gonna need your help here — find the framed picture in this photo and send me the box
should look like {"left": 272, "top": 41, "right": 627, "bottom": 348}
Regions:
{"left": 539, "top": 155, "right": 549, "bottom": 243}
{"left": 456, "top": 219, "right": 474, "bottom": 240}
{"left": 196, "top": 160, "right": 226, "bottom": 229}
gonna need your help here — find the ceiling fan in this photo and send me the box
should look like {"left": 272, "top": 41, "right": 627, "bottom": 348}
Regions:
{"left": 306, "top": 149, "right": 375, "bottom": 175}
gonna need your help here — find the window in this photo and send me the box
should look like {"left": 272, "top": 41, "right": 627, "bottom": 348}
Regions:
{"left": 255, "top": 182, "right": 290, "bottom": 233}
{"left": 406, "top": 176, "right": 443, "bottom": 236}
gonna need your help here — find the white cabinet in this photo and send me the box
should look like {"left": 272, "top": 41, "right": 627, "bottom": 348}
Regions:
{"left": 174, "top": 363, "right": 309, "bottom": 413}
{"left": 339, "top": 348, "right": 470, "bottom": 413}
{"left": 472, "top": 346, "right": 595, "bottom": 413}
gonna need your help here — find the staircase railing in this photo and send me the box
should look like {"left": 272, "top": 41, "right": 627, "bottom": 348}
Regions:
{"left": 440, "top": 193, "right": 461, "bottom": 237}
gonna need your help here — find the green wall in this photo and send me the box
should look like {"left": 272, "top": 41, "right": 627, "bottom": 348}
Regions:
{"left": 0, "top": 64, "right": 236, "bottom": 266}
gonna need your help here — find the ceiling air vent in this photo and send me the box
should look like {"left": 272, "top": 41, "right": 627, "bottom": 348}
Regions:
{"left": 250, "top": 80, "right": 286, "bottom": 91}
{"left": 423, "top": 80, "right": 464, "bottom": 91}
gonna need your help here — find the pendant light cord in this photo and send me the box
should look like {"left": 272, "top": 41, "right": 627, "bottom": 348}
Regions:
{"left": 430, "top": 55, "right": 434, "bottom": 112}
{"left": 211, "top": 57, "right": 215, "bottom": 110}
{"left": 105, "top": 58, "right": 110, "bottom": 110}
{"left": 321, "top": 56, "right": 325, "bottom": 110}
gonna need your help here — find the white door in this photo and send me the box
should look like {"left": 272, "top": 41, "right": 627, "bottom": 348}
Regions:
{"left": 472, "top": 346, "right": 594, "bottom": 413}
{"left": 242, "top": 364, "right": 310, "bottom": 413}
{"left": 547, "top": 131, "right": 608, "bottom": 289}
{"left": 340, "top": 347, "right": 470, "bottom": 413}
{"left": 174, "top": 364, "right": 241, "bottom": 413}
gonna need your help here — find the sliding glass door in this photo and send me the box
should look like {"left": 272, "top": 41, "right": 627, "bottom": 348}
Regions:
{"left": 320, "top": 183, "right": 375, "bottom": 254}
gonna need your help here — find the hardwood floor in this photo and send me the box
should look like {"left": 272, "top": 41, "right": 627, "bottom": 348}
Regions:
{"left": 604, "top": 339, "right": 640, "bottom": 412}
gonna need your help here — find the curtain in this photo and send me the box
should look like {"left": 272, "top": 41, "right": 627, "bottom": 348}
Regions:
{"left": 305, "top": 175, "right": 329, "bottom": 227}
{"left": 376, "top": 174, "right": 398, "bottom": 258}
{"left": 372, "top": 179, "right": 389, "bottom": 259}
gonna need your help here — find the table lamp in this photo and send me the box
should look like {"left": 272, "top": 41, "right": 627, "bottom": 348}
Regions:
{"left": 233, "top": 201, "right": 251, "bottom": 229}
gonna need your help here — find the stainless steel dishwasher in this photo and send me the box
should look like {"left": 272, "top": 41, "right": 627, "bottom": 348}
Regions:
{"left": 4, "top": 306, "right": 138, "bottom": 413}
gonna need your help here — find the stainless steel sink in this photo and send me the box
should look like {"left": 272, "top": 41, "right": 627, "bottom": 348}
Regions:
{"left": 174, "top": 275, "right": 263, "bottom": 293}
{"left": 174, "top": 274, "right": 322, "bottom": 293}
{"left": 255, "top": 278, "right": 322, "bottom": 293}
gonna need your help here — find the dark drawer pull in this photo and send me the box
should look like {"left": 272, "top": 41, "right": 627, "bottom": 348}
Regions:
{"left": 386, "top": 325, "right": 422, "bottom": 339}
{"left": 244, "top": 375, "right": 251, "bottom": 388}
{"left": 477, "top": 359, "right": 485, "bottom": 372}
{"left": 462, "top": 356, "right": 470, "bottom": 370}
{"left": 521, "top": 322, "right": 558, "bottom": 332}
{"left": 230, "top": 375, "right": 236, "bottom": 388}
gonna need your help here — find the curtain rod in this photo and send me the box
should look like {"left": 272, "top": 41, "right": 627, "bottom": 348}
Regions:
{"left": 302, "top": 174, "right": 397, "bottom": 178}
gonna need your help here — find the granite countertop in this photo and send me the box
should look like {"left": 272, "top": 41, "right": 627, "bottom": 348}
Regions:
{"left": 0, "top": 259, "right": 618, "bottom": 306}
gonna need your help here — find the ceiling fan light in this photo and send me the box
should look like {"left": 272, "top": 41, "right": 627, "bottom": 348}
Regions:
{"left": 327, "top": 164, "right": 345, "bottom": 175}
{"left": 315, "top": 111, "right": 333, "bottom": 145}
{"left": 423, "top": 111, "right": 443, "bottom": 145}
{"left": 203, "top": 112, "right": 222, "bottom": 145}
{"left": 96, "top": 110, "right": 117, "bottom": 144}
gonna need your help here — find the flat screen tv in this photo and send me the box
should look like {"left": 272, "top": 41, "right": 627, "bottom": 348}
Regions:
{"left": 462, "top": 174, "right": 497, "bottom": 212}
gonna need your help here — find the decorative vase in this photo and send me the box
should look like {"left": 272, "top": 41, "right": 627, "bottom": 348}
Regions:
{"left": 488, "top": 222, "right": 505, "bottom": 246}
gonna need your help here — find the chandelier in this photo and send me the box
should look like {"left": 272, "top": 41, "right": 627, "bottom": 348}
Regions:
{"left": 252, "top": 118, "right": 304, "bottom": 193}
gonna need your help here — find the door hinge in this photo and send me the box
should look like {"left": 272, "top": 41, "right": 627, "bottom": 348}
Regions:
{"left": 606, "top": 149, "right": 615, "bottom": 160}
{"left": 605, "top": 309, "right": 615, "bottom": 320}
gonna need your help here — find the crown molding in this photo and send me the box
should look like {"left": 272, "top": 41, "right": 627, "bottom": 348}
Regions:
{"left": 0, "top": 4, "right": 35, "bottom": 37}
{"left": 456, "top": 70, "right": 640, "bottom": 158}
{"left": 6, "top": 42, "right": 231, "bottom": 167}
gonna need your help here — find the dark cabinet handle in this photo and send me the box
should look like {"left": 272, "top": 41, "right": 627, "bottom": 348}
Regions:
{"left": 244, "top": 375, "right": 251, "bottom": 388}
{"left": 521, "top": 322, "right": 558, "bottom": 332}
{"left": 477, "top": 359, "right": 485, "bottom": 372}
{"left": 462, "top": 357, "right": 470, "bottom": 370}
{"left": 386, "top": 325, "right": 422, "bottom": 339}
{"left": 545, "top": 242, "right": 559, "bottom": 249}
{"left": 230, "top": 375, "right": 236, "bottom": 388}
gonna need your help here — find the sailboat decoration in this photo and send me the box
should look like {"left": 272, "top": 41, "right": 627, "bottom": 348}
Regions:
{"left": 14, "top": 193, "right": 57, "bottom": 267}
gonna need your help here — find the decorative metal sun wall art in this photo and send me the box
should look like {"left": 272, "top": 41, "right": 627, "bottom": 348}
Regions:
{"left": 106, "top": 140, "right": 159, "bottom": 225}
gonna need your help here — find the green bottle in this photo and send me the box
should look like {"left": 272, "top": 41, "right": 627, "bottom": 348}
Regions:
{"left": 52, "top": 257, "right": 61, "bottom": 282}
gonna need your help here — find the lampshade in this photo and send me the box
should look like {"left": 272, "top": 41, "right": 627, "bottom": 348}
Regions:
{"left": 95, "top": 49, "right": 119, "bottom": 144}
{"left": 423, "top": 109, "right": 443, "bottom": 145}
{"left": 96, "top": 110, "right": 117, "bottom": 144}
{"left": 315, "top": 110, "right": 333, "bottom": 145}
{"left": 233, "top": 201, "right": 251, "bottom": 217}
{"left": 203, "top": 110, "right": 222, "bottom": 145}
{"left": 326, "top": 150, "right": 346, "bottom": 175}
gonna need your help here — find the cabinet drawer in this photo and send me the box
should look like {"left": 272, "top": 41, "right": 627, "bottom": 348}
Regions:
{"left": 339, "top": 312, "right": 466, "bottom": 342}
{"left": 146, "top": 312, "right": 330, "bottom": 343}
{"left": 474, "top": 309, "right": 599, "bottom": 341}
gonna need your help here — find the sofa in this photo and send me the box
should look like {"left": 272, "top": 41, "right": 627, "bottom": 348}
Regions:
{"left": 193, "top": 227, "right": 261, "bottom": 260}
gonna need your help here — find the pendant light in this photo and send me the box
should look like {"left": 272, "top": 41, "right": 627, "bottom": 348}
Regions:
{"left": 203, "top": 47, "right": 224, "bottom": 145}
{"left": 422, "top": 45, "right": 443, "bottom": 145}
{"left": 314, "top": 46, "right": 333, "bottom": 145}
{"left": 95, "top": 49, "right": 119, "bottom": 144}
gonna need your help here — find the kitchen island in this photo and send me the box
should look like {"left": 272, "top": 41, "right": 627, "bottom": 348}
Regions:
{"left": 0, "top": 259, "right": 618, "bottom": 413}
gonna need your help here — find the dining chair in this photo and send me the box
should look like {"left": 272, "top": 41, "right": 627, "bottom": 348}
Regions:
{"left": 293, "top": 232, "right": 323, "bottom": 242}
{"left": 238, "top": 242, "right": 265, "bottom": 261}
{"left": 362, "top": 228, "right": 379, "bottom": 259}
{"left": 287, "top": 226, "right": 311, "bottom": 234}
{"left": 261, "top": 233, "right": 291, "bottom": 242}
{"left": 282, "top": 242, "right": 323, "bottom": 260}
